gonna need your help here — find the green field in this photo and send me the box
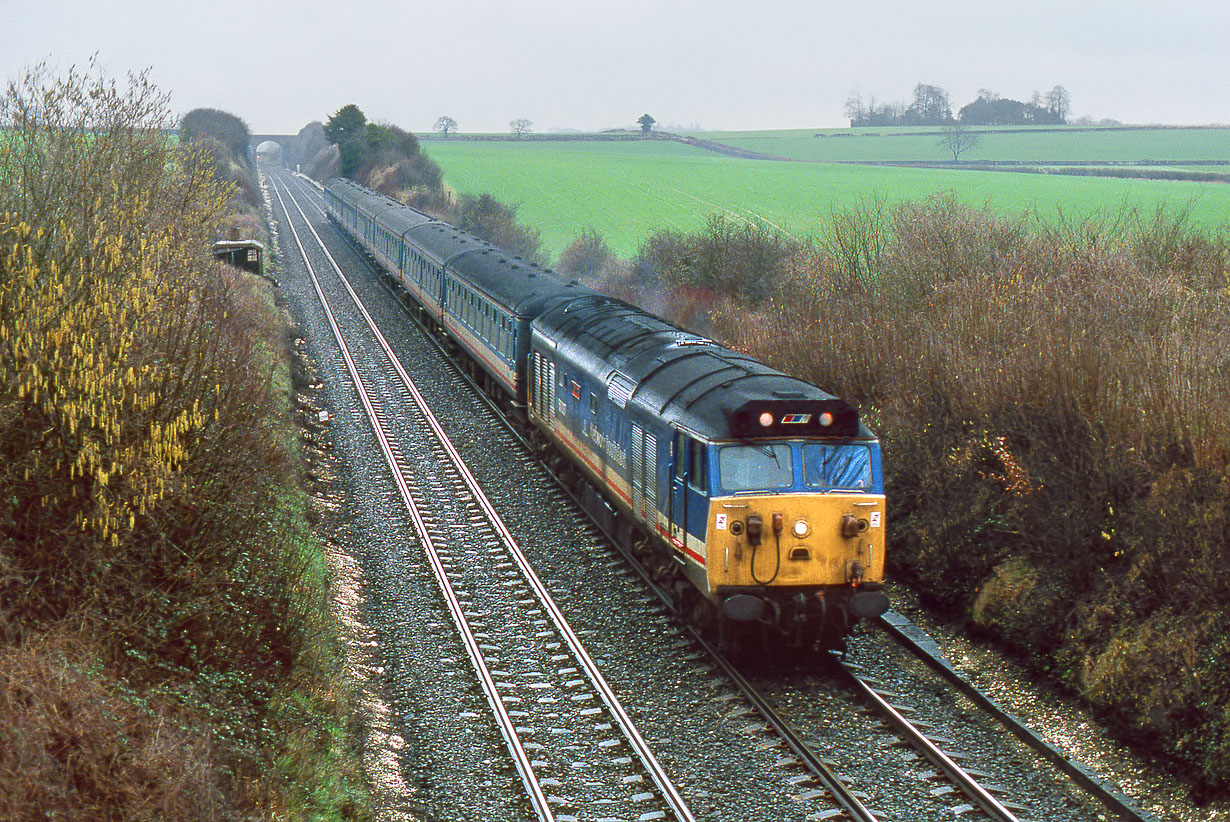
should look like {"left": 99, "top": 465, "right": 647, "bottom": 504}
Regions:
{"left": 422, "top": 129, "right": 1230, "bottom": 261}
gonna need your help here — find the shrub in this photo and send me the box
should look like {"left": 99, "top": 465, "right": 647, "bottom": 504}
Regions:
{"left": 559, "top": 227, "right": 617, "bottom": 278}
{"left": 180, "top": 108, "right": 259, "bottom": 209}
{"left": 1, "top": 61, "right": 368, "bottom": 819}
{"left": 456, "top": 193, "right": 544, "bottom": 263}
{"left": 632, "top": 215, "right": 794, "bottom": 305}
{"left": 0, "top": 631, "right": 231, "bottom": 820}
{"left": 703, "top": 194, "right": 1230, "bottom": 792}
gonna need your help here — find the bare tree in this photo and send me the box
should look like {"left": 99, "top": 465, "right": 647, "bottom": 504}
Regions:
{"left": 434, "top": 115, "right": 457, "bottom": 136}
{"left": 843, "top": 89, "right": 864, "bottom": 124}
{"left": 1046, "top": 85, "right": 1071, "bottom": 123}
{"left": 938, "top": 124, "right": 980, "bottom": 160}
{"left": 907, "top": 83, "right": 952, "bottom": 125}
{"left": 509, "top": 118, "right": 532, "bottom": 137}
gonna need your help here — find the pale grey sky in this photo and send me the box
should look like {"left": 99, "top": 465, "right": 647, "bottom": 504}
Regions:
{"left": 3, "top": 0, "right": 1227, "bottom": 134}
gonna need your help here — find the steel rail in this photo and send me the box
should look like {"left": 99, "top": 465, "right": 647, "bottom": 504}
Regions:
{"left": 876, "top": 612, "right": 1159, "bottom": 822}
{"left": 270, "top": 179, "right": 555, "bottom": 822}
{"left": 838, "top": 663, "right": 1022, "bottom": 822}
{"left": 529, "top": 465, "right": 881, "bottom": 821}
{"left": 699, "top": 643, "right": 882, "bottom": 821}
{"left": 306, "top": 179, "right": 881, "bottom": 821}
{"left": 289, "top": 167, "right": 1151, "bottom": 820}
{"left": 273, "top": 173, "right": 697, "bottom": 822}
{"left": 284, "top": 166, "right": 1160, "bottom": 822}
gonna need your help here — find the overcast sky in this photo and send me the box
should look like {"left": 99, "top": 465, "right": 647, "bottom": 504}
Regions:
{"left": 3, "top": 0, "right": 1228, "bottom": 134}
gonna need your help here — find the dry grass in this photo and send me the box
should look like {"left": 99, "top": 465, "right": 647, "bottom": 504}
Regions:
{"left": 0, "top": 630, "right": 230, "bottom": 821}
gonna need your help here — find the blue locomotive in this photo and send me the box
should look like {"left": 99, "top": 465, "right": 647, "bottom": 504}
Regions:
{"left": 324, "top": 177, "right": 888, "bottom": 650}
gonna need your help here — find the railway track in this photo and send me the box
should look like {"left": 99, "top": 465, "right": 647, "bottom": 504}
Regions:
{"left": 269, "top": 173, "right": 694, "bottom": 822}
{"left": 268, "top": 169, "right": 1156, "bottom": 822}
{"left": 874, "top": 612, "right": 1158, "bottom": 822}
{"left": 269, "top": 188, "right": 997, "bottom": 818}
{"left": 568, "top": 510, "right": 1041, "bottom": 821}
{"left": 485, "top": 451, "right": 1049, "bottom": 821}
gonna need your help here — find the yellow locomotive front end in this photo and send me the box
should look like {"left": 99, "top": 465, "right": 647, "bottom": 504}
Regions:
{"left": 700, "top": 438, "right": 889, "bottom": 648}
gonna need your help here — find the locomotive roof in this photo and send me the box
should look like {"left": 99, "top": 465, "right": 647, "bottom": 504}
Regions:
{"left": 447, "top": 246, "right": 592, "bottom": 316}
{"left": 536, "top": 296, "right": 871, "bottom": 441}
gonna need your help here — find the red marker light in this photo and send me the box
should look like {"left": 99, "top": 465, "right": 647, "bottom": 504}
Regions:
{"left": 758, "top": 412, "right": 774, "bottom": 427}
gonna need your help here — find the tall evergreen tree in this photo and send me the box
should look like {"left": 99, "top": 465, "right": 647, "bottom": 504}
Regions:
{"left": 323, "top": 104, "right": 367, "bottom": 145}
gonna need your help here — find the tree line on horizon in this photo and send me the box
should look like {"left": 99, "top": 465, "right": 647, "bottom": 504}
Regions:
{"left": 846, "top": 83, "right": 1073, "bottom": 127}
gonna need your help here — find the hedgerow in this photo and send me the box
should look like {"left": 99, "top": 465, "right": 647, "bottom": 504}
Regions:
{"left": 703, "top": 194, "right": 1230, "bottom": 797}
{"left": 582, "top": 193, "right": 1230, "bottom": 797}
{"left": 0, "top": 61, "right": 367, "bottom": 819}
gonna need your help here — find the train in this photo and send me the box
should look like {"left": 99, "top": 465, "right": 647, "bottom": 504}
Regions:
{"left": 323, "top": 176, "right": 888, "bottom": 652}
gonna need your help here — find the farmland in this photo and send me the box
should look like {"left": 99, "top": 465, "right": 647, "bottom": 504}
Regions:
{"left": 421, "top": 127, "right": 1230, "bottom": 261}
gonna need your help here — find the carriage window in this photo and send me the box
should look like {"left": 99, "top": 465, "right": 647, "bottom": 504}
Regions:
{"left": 589, "top": 393, "right": 597, "bottom": 415}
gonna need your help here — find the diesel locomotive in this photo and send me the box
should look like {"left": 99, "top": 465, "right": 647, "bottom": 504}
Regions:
{"left": 324, "top": 176, "right": 888, "bottom": 651}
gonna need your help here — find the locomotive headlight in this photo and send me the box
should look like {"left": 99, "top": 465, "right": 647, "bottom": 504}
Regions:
{"left": 793, "top": 518, "right": 809, "bottom": 538}
{"left": 758, "top": 411, "right": 774, "bottom": 428}
{"left": 819, "top": 411, "right": 834, "bottom": 427}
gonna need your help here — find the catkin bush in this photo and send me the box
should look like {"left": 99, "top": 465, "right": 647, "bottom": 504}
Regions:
{"left": 1, "top": 62, "right": 364, "bottom": 819}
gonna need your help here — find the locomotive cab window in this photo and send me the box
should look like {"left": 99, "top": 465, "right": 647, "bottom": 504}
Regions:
{"left": 802, "top": 443, "right": 873, "bottom": 491}
{"left": 719, "top": 443, "right": 794, "bottom": 493}
{"left": 672, "top": 434, "right": 708, "bottom": 491}
{"left": 688, "top": 439, "right": 707, "bottom": 492}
